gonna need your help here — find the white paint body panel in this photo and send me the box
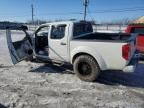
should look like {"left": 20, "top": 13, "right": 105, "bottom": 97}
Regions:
{"left": 70, "top": 41, "right": 127, "bottom": 71}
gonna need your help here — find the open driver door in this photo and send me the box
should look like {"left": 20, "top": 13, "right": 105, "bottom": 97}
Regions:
{"left": 5, "top": 25, "right": 33, "bottom": 64}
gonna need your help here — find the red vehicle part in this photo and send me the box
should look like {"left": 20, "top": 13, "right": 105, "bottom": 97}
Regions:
{"left": 125, "top": 25, "right": 144, "bottom": 53}
{"left": 136, "top": 34, "right": 144, "bottom": 53}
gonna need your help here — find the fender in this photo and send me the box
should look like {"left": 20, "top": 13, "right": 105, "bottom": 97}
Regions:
{"left": 71, "top": 46, "right": 107, "bottom": 70}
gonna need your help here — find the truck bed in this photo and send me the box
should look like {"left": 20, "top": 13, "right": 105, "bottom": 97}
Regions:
{"left": 73, "top": 32, "right": 131, "bottom": 41}
{"left": 70, "top": 32, "right": 137, "bottom": 71}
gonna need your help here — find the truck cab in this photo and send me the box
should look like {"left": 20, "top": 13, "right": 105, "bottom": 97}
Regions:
{"left": 33, "top": 21, "right": 93, "bottom": 62}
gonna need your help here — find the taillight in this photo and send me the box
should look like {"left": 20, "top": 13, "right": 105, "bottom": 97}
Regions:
{"left": 122, "top": 44, "right": 130, "bottom": 61}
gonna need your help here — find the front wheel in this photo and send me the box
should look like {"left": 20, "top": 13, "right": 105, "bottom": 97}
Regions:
{"left": 73, "top": 55, "right": 100, "bottom": 82}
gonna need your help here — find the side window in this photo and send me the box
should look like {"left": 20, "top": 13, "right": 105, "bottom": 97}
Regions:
{"left": 73, "top": 23, "right": 93, "bottom": 38}
{"left": 36, "top": 26, "right": 49, "bottom": 37}
{"left": 131, "top": 27, "right": 144, "bottom": 34}
{"left": 11, "top": 30, "right": 28, "bottom": 50}
{"left": 51, "top": 25, "right": 66, "bottom": 39}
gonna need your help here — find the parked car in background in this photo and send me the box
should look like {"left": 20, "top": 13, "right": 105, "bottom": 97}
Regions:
{"left": 125, "top": 24, "right": 144, "bottom": 58}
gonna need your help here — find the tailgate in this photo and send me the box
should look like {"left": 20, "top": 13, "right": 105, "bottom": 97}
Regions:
{"left": 126, "top": 34, "right": 137, "bottom": 63}
{"left": 122, "top": 34, "right": 137, "bottom": 64}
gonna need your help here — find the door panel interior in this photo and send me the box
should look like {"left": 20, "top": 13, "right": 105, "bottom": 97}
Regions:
{"left": 6, "top": 29, "right": 33, "bottom": 64}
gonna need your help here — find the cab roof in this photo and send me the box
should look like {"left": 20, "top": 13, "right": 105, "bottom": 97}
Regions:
{"left": 41, "top": 20, "right": 92, "bottom": 26}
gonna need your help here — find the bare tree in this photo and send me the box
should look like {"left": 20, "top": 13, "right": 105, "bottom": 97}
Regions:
{"left": 100, "top": 18, "right": 135, "bottom": 25}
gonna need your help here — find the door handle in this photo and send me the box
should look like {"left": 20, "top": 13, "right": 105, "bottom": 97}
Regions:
{"left": 60, "top": 42, "right": 67, "bottom": 45}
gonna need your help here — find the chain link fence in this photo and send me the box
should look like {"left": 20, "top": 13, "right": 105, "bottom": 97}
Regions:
{"left": 93, "top": 24, "right": 127, "bottom": 33}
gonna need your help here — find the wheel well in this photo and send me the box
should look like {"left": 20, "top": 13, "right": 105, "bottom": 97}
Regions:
{"left": 72, "top": 53, "right": 100, "bottom": 68}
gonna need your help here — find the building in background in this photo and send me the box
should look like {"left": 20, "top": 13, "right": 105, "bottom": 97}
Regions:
{"left": 133, "top": 16, "right": 144, "bottom": 24}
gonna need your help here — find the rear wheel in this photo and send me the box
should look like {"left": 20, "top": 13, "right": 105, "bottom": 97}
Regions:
{"left": 73, "top": 55, "right": 100, "bottom": 82}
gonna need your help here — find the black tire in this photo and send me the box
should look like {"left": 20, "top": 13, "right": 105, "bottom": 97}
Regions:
{"left": 73, "top": 55, "right": 100, "bottom": 82}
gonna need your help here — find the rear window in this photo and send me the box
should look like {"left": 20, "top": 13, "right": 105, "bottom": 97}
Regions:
{"left": 131, "top": 27, "right": 144, "bottom": 34}
{"left": 73, "top": 22, "right": 93, "bottom": 37}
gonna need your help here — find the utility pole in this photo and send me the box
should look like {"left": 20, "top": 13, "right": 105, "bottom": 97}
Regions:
{"left": 83, "top": 0, "right": 89, "bottom": 21}
{"left": 31, "top": 4, "right": 34, "bottom": 24}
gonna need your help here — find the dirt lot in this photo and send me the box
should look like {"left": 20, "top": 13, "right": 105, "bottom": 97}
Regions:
{"left": 0, "top": 31, "right": 144, "bottom": 108}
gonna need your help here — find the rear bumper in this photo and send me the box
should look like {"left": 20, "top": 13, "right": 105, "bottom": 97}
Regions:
{"left": 123, "top": 55, "right": 139, "bottom": 73}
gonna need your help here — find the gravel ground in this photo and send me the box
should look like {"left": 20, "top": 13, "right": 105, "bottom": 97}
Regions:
{"left": 0, "top": 31, "right": 144, "bottom": 108}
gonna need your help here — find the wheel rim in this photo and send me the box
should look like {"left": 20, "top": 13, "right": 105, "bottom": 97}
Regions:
{"left": 78, "top": 62, "right": 92, "bottom": 76}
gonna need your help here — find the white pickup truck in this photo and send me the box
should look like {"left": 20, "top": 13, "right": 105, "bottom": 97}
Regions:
{"left": 5, "top": 21, "right": 138, "bottom": 82}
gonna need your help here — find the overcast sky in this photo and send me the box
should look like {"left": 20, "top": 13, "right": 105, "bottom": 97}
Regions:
{"left": 0, "top": 0, "right": 144, "bottom": 22}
